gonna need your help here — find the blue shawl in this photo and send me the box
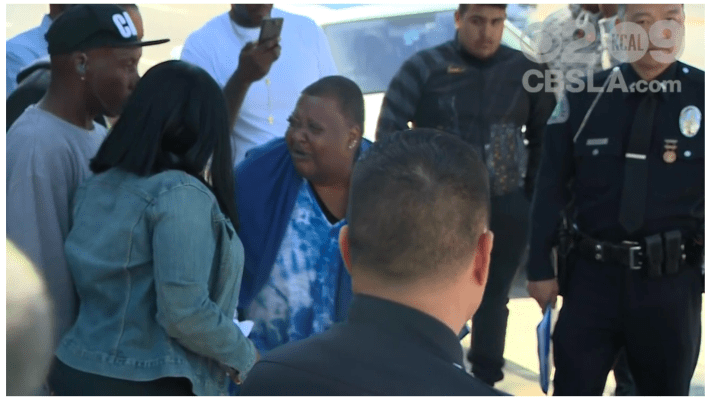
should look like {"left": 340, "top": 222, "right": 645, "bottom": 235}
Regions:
{"left": 235, "top": 137, "right": 371, "bottom": 322}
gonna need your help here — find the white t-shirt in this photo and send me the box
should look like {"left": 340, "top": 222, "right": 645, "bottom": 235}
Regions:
{"left": 181, "top": 9, "right": 339, "bottom": 165}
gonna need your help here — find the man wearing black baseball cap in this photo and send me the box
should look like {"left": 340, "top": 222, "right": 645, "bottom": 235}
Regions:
{"left": 6, "top": 4, "right": 148, "bottom": 132}
{"left": 7, "top": 6, "right": 168, "bottom": 393}
{"left": 43, "top": 3, "right": 169, "bottom": 120}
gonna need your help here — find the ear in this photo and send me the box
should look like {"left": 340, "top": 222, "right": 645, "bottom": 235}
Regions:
{"left": 347, "top": 124, "right": 362, "bottom": 151}
{"left": 471, "top": 230, "right": 493, "bottom": 287}
{"left": 338, "top": 225, "right": 353, "bottom": 276}
{"left": 73, "top": 52, "right": 88, "bottom": 75}
{"left": 454, "top": 10, "right": 461, "bottom": 30}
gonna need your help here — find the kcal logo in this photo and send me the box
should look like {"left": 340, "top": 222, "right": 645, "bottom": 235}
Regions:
{"left": 112, "top": 11, "right": 138, "bottom": 38}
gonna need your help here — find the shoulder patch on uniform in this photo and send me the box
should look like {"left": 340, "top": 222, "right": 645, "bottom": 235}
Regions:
{"left": 547, "top": 93, "right": 570, "bottom": 125}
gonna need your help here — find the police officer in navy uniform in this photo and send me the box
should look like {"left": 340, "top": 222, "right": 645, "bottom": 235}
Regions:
{"left": 526, "top": 4, "right": 703, "bottom": 396}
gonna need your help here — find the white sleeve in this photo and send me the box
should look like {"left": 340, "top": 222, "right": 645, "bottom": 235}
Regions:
{"left": 180, "top": 33, "right": 218, "bottom": 79}
{"left": 6, "top": 44, "right": 26, "bottom": 97}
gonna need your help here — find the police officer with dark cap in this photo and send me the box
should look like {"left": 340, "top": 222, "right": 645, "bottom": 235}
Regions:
{"left": 527, "top": 3, "right": 703, "bottom": 396}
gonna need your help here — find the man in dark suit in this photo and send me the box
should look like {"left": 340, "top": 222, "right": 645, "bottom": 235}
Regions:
{"left": 240, "top": 128, "right": 504, "bottom": 396}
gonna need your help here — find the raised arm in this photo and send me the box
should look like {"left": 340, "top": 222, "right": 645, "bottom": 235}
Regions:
{"left": 181, "top": 33, "right": 280, "bottom": 132}
{"left": 221, "top": 39, "right": 281, "bottom": 130}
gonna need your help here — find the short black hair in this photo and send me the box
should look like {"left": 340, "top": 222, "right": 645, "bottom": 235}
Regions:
{"left": 302, "top": 75, "right": 364, "bottom": 134}
{"left": 347, "top": 129, "right": 490, "bottom": 283}
{"left": 458, "top": 4, "right": 508, "bottom": 15}
{"left": 90, "top": 60, "right": 239, "bottom": 228}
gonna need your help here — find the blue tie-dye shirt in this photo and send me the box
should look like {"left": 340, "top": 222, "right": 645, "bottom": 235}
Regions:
{"left": 246, "top": 180, "right": 345, "bottom": 352}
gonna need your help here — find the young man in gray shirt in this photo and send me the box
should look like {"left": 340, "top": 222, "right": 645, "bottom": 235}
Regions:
{"left": 6, "top": 4, "right": 168, "bottom": 349}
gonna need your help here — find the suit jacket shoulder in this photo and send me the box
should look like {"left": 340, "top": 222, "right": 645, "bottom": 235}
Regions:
{"left": 241, "top": 321, "right": 505, "bottom": 396}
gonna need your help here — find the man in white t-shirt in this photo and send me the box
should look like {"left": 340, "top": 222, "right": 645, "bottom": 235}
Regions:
{"left": 181, "top": 4, "right": 338, "bottom": 165}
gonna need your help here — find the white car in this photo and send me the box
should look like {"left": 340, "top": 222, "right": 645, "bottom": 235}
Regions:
{"left": 280, "top": 4, "right": 538, "bottom": 141}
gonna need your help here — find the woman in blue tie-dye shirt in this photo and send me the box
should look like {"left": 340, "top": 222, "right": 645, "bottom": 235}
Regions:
{"left": 237, "top": 76, "right": 371, "bottom": 353}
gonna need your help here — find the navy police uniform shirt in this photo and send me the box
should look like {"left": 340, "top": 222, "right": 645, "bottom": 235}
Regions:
{"left": 527, "top": 62, "right": 704, "bottom": 281}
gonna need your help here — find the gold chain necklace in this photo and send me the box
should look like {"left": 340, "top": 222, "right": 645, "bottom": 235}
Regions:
{"left": 231, "top": 17, "right": 274, "bottom": 125}
{"left": 265, "top": 77, "right": 273, "bottom": 125}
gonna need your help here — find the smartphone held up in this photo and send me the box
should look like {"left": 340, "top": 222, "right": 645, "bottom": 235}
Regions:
{"left": 259, "top": 17, "right": 284, "bottom": 44}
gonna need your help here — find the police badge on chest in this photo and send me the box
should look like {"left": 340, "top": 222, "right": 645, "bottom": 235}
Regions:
{"left": 664, "top": 105, "right": 703, "bottom": 164}
{"left": 680, "top": 105, "right": 702, "bottom": 138}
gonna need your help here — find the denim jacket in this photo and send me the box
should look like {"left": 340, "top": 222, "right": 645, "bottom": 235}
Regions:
{"left": 56, "top": 168, "right": 256, "bottom": 396}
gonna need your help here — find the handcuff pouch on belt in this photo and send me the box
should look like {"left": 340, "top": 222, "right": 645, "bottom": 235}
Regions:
{"left": 644, "top": 234, "right": 663, "bottom": 278}
{"left": 663, "top": 230, "right": 682, "bottom": 275}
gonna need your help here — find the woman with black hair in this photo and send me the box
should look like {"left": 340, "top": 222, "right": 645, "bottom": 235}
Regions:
{"left": 48, "top": 60, "right": 257, "bottom": 396}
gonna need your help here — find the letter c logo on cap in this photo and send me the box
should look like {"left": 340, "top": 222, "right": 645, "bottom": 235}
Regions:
{"left": 112, "top": 12, "right": 138, "bottom": 38}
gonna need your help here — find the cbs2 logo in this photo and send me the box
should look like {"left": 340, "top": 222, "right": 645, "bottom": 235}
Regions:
{"left": 521, "top": 19, "right": 684, "bottom": 65}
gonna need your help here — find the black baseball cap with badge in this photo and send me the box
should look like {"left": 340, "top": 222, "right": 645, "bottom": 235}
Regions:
{"left": 45, "top": 4, "right": 169, "bottom": 55}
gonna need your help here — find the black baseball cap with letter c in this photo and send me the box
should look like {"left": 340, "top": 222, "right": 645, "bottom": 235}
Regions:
{"left": 46, "top": 4, "right": 169, "bottom": 55}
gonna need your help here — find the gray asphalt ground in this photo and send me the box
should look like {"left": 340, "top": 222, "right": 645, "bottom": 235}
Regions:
{"left": 6, "top": 3, "right": 706, "bottom": 396}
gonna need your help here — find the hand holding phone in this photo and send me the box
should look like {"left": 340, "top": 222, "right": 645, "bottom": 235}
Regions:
{"left": 234, "top": 18, "right": 283, "bottom": 84}
{"left": 258, "top": 17, "right": 283, "bottom": 44}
